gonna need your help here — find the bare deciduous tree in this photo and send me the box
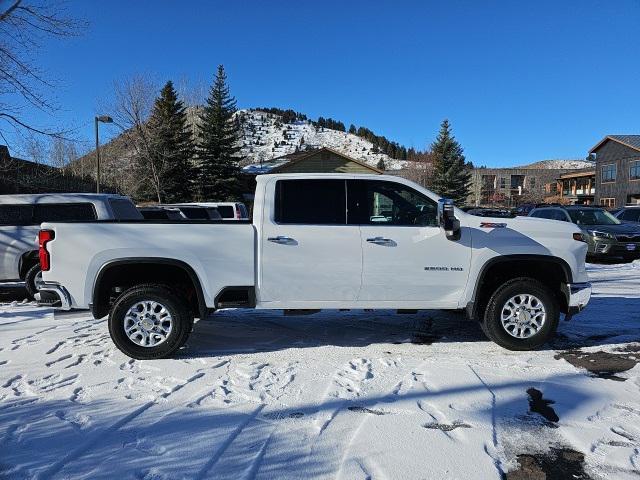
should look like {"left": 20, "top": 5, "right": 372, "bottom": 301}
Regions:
{"left": 110, "top": 75, "right": 161, "bottom": 200}
{"left": 401, "top": 152, "right": 434, "bottom": 189}
{"left": 0, "top": 0, "right": 84, "bottom": 142}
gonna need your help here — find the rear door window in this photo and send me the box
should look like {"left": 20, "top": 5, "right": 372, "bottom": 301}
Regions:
{"left": 621, "top": 209, "right": 640, "bottom": 222}
{"left": 548, "top": 210, "right": 569, "bottom": 221}
{"left": 216, "top": 206, "right": 234, "bottom": 218}
{"left": 179, "top": 207, "right": 209, "bottom": 219}
{"left": 0, "top": 205, "right": 34, "bottom": 225}
{"left": 206, "top": 208, "right": 222, "bottom": 220}
{"left": 274, "top": 179, "right": 346, "bottom": 224}
{"left": 33, "top": 203, "right": 97, "bottom": 223}
{"left": 531, "top": 209, "right": 552, "bottom": 219}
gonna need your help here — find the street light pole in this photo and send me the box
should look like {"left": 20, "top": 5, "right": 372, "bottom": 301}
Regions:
{"left": 95, "top": 117, "right": 100, "bottom": 193}
{"left": 94, "top": 115, "right": 113, "bottom": 193}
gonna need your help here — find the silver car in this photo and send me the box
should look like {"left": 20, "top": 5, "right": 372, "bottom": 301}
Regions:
{"left": 0, "top": 193, "right": 141, "bottom": 298}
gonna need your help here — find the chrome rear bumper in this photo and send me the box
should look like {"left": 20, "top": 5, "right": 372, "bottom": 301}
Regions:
{"left": 38, "top": 282, "right": 72, "bottom": 310}
{"left": 566, "top": 282, "right": 592, "bottom": 313}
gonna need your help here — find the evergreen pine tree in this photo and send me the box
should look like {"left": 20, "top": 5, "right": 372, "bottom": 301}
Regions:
{"left": 197, "top": 65, "right": 243, "bottom": 200}
{"left": 376, "top": 158, "right": 386, "bottom": 171}
{"left": 146, "top": 81, "right": 195, "bottom": 203}
{"left": 430, "top": 119, "right": 471, "bottom": 205}
{"left": 348, "top": 124, "right": 357, "bottom": 134}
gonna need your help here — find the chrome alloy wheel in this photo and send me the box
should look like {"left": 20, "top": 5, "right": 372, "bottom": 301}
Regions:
{"left": 500, "top": 294, "right": 546, "bottom": 339}
{"left": 123, "top": 300, "right": 173, "bottom": 347}
{"left": 34, "top": 270, "right": 44, "bottom": 289}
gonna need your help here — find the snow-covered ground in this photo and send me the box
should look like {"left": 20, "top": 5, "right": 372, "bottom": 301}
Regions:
{"left": 1, "top": 262, "right": 639, "bottom": 479}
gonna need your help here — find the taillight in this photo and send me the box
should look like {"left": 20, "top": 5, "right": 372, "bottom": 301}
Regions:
{"left": 39, "top": 229, "right": 54, "bottom": 271}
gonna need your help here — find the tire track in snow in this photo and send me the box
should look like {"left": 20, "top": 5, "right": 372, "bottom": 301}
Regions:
{"left": 37, "top": 371, "right": 206, "bottom": 479}
{"left": 194, "top": 404, "right": 265, "bottom": 480}
{"left": 242, "top": 429, "right": 274, "bottom": 480}
{"left": 468, "top": 365, "right": 504, "bottom": 478}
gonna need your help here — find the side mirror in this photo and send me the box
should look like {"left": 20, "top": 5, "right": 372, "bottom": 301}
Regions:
{"left": 438, "top": 198, "right": 461, "bottom": 241}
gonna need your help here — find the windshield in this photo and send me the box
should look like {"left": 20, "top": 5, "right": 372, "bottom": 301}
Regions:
{"left": 567, "top": 209, "right": 621, "bottom": 226}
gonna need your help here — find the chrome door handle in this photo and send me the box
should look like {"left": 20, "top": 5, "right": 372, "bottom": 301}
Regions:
{"left": 267, "top": 236, "right": 296, "bottom": 245}
{"left": 366, "top": 236, "right": 394, "bottom": 245}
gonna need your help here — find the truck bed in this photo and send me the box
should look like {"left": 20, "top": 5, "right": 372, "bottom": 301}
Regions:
{"left": 41, "top": 220, "right": 255, "bottom": 309}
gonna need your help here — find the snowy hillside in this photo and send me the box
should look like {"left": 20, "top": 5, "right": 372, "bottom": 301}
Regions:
{"left": 519, "top": 159, "right": 595, "bottom": 170}
{"left": 234, "top": 109, "right": 408, "bottom": 170}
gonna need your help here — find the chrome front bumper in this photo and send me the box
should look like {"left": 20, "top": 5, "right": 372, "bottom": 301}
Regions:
{"left": 566, "top": 282, "right": 592, "bottom": 312}
{"left": 38, "top": 282, "right": 72, "bottom": 310}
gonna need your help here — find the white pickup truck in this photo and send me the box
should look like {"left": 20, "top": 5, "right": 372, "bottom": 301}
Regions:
{"left": 38, "top": 173, "right": 592, "bottom": 359}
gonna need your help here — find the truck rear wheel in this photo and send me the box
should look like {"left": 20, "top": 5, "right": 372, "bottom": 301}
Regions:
{"left": 25, "top": 263, "right": 43, "bottom": 300}
{"left": 108, "top": 284, "right": 193, "bottom": 359}
{"left": 481, "top": 277, "right": 559, "bottom": 351}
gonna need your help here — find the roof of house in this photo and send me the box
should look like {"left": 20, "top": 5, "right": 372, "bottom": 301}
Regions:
{"left": 559, "top": 169, "right": 595, "bottom": 179}
{"left": 589, "top": 135, "right": 640, "bottom": 154}
{"left": 242, "top": 146, "right": 383, "bottom": 174}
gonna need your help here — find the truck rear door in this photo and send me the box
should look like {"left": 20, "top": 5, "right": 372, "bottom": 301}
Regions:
{"left": 259, "top": 178, "right": 362, "bottom": 305}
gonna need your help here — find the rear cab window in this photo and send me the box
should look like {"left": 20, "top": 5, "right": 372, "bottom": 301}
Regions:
{"left": 0, "top": 205, "right": 34, "bottom": 225}
{"left": 33, "top": 203, "right": 97, "bottom": 223}
{"left": 109, "top": 198, "right": 143, "bottom": 220}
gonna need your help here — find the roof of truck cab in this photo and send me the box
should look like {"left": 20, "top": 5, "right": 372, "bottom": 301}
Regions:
{"left": 0, "top": 193, "right": 130, "bottom": 205}
{"left": 257, "top": 172, "right": 400, "bottom": 181}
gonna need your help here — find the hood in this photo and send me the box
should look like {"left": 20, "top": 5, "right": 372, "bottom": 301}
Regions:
{"left": 579, "top": 223, "right": 640, "bottom": 235}
{"left": 459, "top": 212, "right": 582, "bottom": 236}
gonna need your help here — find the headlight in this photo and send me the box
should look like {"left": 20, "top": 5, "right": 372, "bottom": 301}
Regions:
{"left": 586, "top": 230, "right": 615, "bottom": 239}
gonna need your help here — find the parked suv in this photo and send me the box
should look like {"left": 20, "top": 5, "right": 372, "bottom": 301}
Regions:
{"left": 0, "top": 193, "right": 142, "bottom": 298}
{"left": 529, "top": 205, "right": 640, "bottom": 262}
{"left": 160, "top": 204, "right": 223, "bottom": 220}
{"left": 614, "top": 206, "right": 640, "bottom": 224}
{"left": 169, "top": 202, "right": 249, "bottom": 220}
{"left": 139, "top": 206, "right": 187, "bottom": 220}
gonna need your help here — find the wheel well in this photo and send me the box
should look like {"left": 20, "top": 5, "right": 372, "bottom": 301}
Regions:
{"left": 19, "top": 250, "right": 39, "bottom": 279}
{"left": 92, "top": 260, "right": 207, "bottom": 320}
{"left": 471, "top": 257, "right": 570, "bottom": 321}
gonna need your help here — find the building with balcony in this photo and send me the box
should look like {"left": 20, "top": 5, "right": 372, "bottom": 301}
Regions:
{"left": 467, "top": 167, "right": 575, "bottom": 207}
{"left": 589, "top": 135, "right": 640, "bottom": 207}
{"left": 544, "top": 169, "right": 596, "bottom": 205}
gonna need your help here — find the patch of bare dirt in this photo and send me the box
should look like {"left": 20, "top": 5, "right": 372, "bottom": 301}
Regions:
{"left": 555, "top": 350, "right": 640, "bottom": 381}
{"left": 504, "top": 448, "right": 590, "bottom": 480}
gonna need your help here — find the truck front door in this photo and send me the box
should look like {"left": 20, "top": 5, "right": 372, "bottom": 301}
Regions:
{"left": 259, "top": 178, "right": 362, "bottom": 306}
{"left": 348, "top": 179, "right": 472, "bottom": 308}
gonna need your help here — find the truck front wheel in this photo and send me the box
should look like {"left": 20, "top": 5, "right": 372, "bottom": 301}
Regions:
{"left": 481, "top": 277, "right": 559, "bottom": 351}
{"left": 108, "top": 284, "right": 193, "bottom": 359}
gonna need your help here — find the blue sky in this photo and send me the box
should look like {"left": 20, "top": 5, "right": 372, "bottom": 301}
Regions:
{"left": 9, "top": 0, "right": 640, "bottom": 167}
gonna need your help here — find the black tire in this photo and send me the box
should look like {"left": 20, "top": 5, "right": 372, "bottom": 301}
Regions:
{"left": 108, "top": 284, "right": 193, "bottom": 360}
{"left": 24, "top": 263, "right": 42, "bottom": 300}
{"left": 481, "top": 277, "right": 559, "bottom": 351}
